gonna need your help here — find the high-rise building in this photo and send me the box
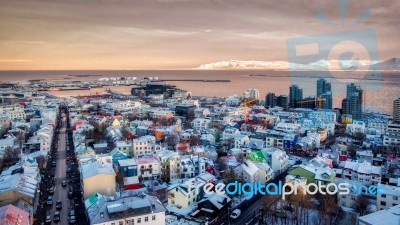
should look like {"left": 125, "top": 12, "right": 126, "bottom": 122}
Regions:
{"left": 316, "top": 78, "right": 331, "bottom": 97}
{"left": 342, "top": 83, "right": 363, "bottom": 120}
{"left": 277, "top": 95, "right": 289, "bottom": 111}
{"left": 321, "top": 91, "right": 333, "bottom": 109}
{"left": 289, "top": 84, "right": 303, "bottom": 108}
{"left": 316, "top": 78, "right": 332, "bottom": 109}
{"left": 243, "top": 88, "right": 260, "bottom": 100}
{"left": 394, "top": 98, "right": 400, "bottom": 123}
{"left": 342, "top": 98, "right": 349, "bottom": 114}
{"left": 265, "top": 93, "right": 277, "bottom": 108}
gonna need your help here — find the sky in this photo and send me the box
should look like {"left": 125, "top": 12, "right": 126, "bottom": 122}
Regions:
{"left": 0, "top": 0, "right": 399, "bottom": 70}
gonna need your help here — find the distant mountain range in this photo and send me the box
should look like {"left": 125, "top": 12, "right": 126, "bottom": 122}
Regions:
{"left": 196, "top": 58, "right": 400, "bottom": 71}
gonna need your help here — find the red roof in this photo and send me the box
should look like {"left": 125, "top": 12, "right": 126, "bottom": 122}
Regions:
{"left": 136, "top": 157, "right": 158, "bottom": 164}
{"left": 0, "top": 204, "right": 29, "bottom": 225}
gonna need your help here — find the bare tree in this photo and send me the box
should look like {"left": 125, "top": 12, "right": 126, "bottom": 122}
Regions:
{"left": 165, "top": 134, "right": 179, "bottom": 150}
{"left": 2, "top": 146, "right": 20, "bottom": 167}
{"left": 354, "top": 194, "right": 370, "bottom": 216}
{"left": 36, "top": 155, "right": 47, "bottom": 170}
{"left": 189, "top": 134, "right": 200, "bottom": 146}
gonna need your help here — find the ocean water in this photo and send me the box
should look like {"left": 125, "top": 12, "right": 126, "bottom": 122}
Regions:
{"left": 0, "top": 70, "right": 399, "bottom": 114}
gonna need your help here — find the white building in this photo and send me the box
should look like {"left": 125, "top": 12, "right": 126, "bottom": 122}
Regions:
{"left": 136, "top": 157, "right": 160, "bottom": 180}
{"left": 359, "top": 204, "right": 400, "bottom": 225}
{"left": 346, "top": 120, "right": 366, "bottom": 135}
{"left": 377, "top": 184, "right": 400, "bottom": 210}
{"left": 234, "top": 159, "right": 260, "bottom": 183}
{"left": 191, "top": 118, "right": 211, "bottom": 130}
{"left": 275, "top": 122, "right": 300, "bottom": 133}
{"left": 341, "top": 161, "right": 381, "bottom": 186}
{"left": 4, "top": 107, "right": 26, "bottom": 120}
{"left": 167, "top": 178, "right": 205, "bottom": 209}
{"left": 242, "top": 88, "right": 260, "bottom": 99}
{"left": 231, "top": 134, "right": 250, "bottom": 149}
{"left": 115, "top": 140, "right": 133, "bottom": 156}
{"left": 383, "top": 123, "right": 400, "bottom": 146}
{"left": 133, "top": 138, "right": 152, "bottom": 156}
{"left": 269, "top": 148, "right": 289, "bottom": 176}
{"left": 89, "top": 194, "right": 166, "bottom": 225}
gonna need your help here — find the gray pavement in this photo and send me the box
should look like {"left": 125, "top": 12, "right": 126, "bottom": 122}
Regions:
{"left": 49, "top": 122, "right": 70, "bottom": 225}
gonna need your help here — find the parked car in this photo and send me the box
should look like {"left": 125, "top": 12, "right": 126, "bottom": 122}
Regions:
{"left": 68, "top": 215, "right": 76, "bottom": 224}
{"left": 69, "top": 209, "right": 76, "bottom": 217}
{"left": 53, "top": 211, "right": 60, "bottom": 222}
{"left": 48, "top": 186, "right": 54, "bottom": 194}
{"left": 56, "top": 200, "right": 62, "bottom": 210}
{"left": 45, "top": 213, "right": 52, "bottom": 223}
{"left": 230, "top": 209, "right": 241, "bottom": 219}
{"left": 52, "top": 161, "right": 56, "bottom": 167}
{"left": 46, "top": 196, "right": 53, "bottom": 205}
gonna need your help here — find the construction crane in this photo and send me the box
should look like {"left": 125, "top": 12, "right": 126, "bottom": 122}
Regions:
{"left": 241, "top": 98, "right": 258, "bottom": 124}
{"left": 297, "top": 96, "right": 326, "bottom": 109}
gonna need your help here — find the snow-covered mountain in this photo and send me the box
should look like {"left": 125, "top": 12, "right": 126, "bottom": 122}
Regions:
{"left": 370, "top": 58, "right": 400, "bottom": 70}
{"left": 196, "top": 60, "right": 302, "bottom": 70}
{"left": 196, "top": 59, "right": 398, "bottom": 70}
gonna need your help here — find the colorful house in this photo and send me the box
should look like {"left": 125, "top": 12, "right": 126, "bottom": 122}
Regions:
{"left": 109, "top": 148, "right": 128, "bottom": 166}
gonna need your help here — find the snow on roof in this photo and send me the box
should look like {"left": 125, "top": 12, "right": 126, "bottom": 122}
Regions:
{"left": 359, "top": 204, "right": 400, "bottom": 225}
{"left": 136, "top": 156, "right": 159, "bottom": 165}
{"left": 343, "top": 160, "right": 381, "bottom": 175}
{"left": 379, "top": 184, "right": 400, "bottom": 197}
{"left": 81, "top": 160, "right": 116, "bottom": 179}
{"left": 197, "top": 172, "right": 215, "bottom": 182}
{"left": 118, "top": 159, "right": 137, "bottom": 167}
{"left": 0, "top": 204, "right": 30, "bottom": 225}
{"left": 93, "top": 143, "right": 108, "bottom": 148}
{"left": 200, "top": 193, "right": 231, "bottom": 210}
{"left": 241, "top": 159, "right": 259, "bottom": 176}
{"left": 124, "top": 176, "right": 139, "bottom": 185}
{"left": 0, "top": 174, "right": 38, "bottom": 198}
{"left": 158, "top": 150, "right": 179, "bottom": 159}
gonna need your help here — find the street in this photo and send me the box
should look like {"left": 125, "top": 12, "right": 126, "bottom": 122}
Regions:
{"left": 228, "top": 172, "right": 288, "bottom": 225}
{"left": 230, "top": 195, "right": 280, "bottom": 225}
{"left": 48, "top": 118, "right": 70, "bottom": 225}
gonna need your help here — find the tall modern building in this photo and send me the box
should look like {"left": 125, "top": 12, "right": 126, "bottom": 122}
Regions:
{"left": 342, "top": 83, "right": 363, "bottom": 120}
{"left": 394, "top": 98, "right": 400, "bottom": 123}
{"left": 277, "top": 95, "right": 289, "bottom": 111}
{"left": 316, "top": 78, "right": 332, "bottom": 109}
{"left": 321, "top": 91, "right": 333, "bottom": 109}
{"left": 265, "top": 93, "right": 277, "bottom": 108}
{"left": 316, "top": 78, "right": 332, "bottom": 97}
{"left": 289, "top": 85, "right": 303, "bottom": 108}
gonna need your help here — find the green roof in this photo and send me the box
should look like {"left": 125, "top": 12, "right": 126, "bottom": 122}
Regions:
{"left": 247, "top": 151, "right": 266, "bottom": 162}
{"left": 88, "top": 192, "right": 99, "bottom": 204}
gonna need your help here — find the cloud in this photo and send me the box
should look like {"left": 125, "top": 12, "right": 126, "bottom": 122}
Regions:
{"left": 0, "top": 59, "right": 33, "bottom": 62}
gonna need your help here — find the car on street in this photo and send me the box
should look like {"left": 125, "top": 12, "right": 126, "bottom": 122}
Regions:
{"left": 230, "top": 209, "right": 241, "bottom": 219}
{"left": 53, "top": 211, "right": 60, "bottom": 222}
{"left": 62, "top": 180, "right": 67, "bottom": 187}
{"left": 68, "top": 190, "right": 73, "bottom": 199}
{"left": 68, "top": 215, "right": 76, "bottom": 224}
{"left": 45, "top": 213, "right": 52, "bottom": 223}
{"left": 51, "top": 161, "right": 56, "bottom": 167}
{"left": 48, "top": 186, "right": 54, "bottom": 194}
{"left": 56, "top": 200, "right": 62, "bottom": 210}
{"left": 46, "top": 196, "right": 53, "bottom": 205}
{"left": 69, "top": 209, "right": 75, "bottom": 216}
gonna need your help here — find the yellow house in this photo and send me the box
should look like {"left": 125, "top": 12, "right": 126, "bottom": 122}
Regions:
{"left": 167, "top": 178, "right": 205, "bottom": 209}
{"left": 112, "top": 118, "right": 121, "bottom": 127}
{"left": 81, "top": 159, "right": 116, "bottom": 199}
